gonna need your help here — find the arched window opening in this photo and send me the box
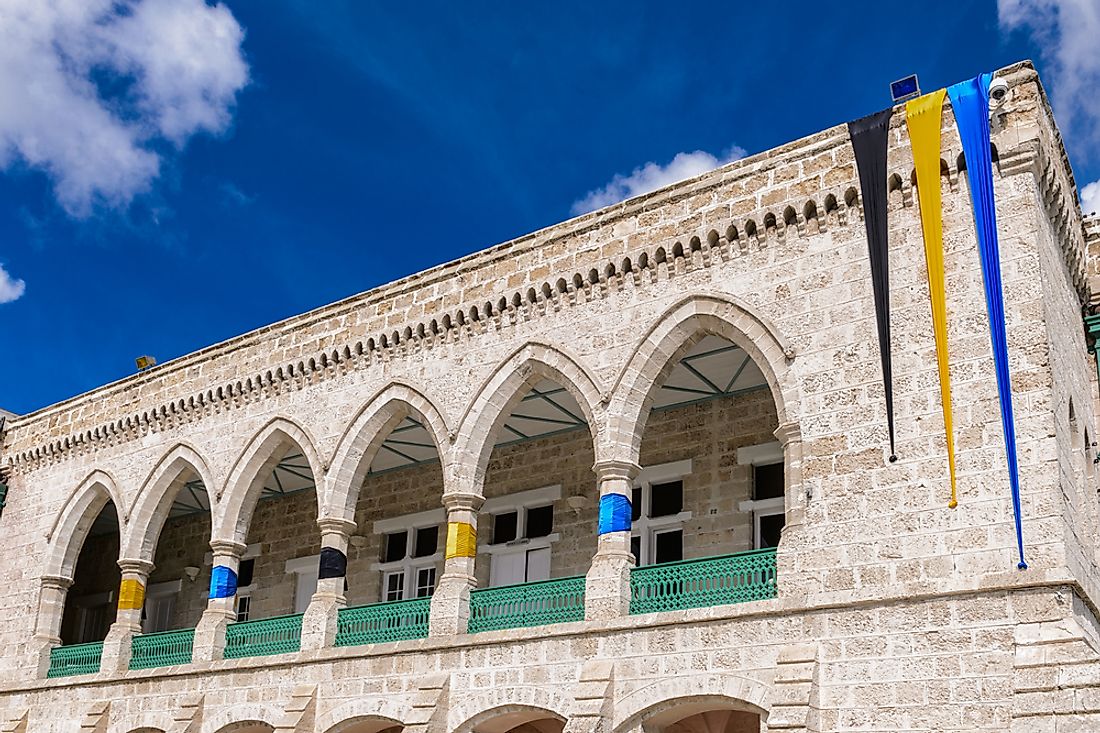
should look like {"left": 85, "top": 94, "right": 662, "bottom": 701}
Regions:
{"left": 572, "top": 274, "right": 585, "bottom": 290}
{"left": 844, "top": 187, "right": 859, "bottom": 209}
{"left": 588, "top": 268, "right": 600, "bottom": 285}
{"left": 888, "top": 173, "right": 903, "bottom": 194}
{"left": 142, "top": 466, "right": 213, "bottom": 635}
{"left": 782, "top": 206, "right": 797, "bottom": 228}
{"left": 803, "top": 200, "right": 818, "bottom": 222}
{"left": 726, "top": 224, "right": 740, "bottom": 242}
{"left": 823, "top": 194, "right": 838, "bottom": 215}
{"left": 689, "top": 236, "right": 702, "bottom": 252}
{"left": 629, "top": 330, "right": 783, "bottom": 608}
{"left": 638, "top": 252, "right": 650, "bottom": 270}
{"left": 744, "top": 220, "right": 758, "bottom": 239}
{"left": 672, "top": 242, "right": 685, "bottom": 259}
{"left": 763, "top": 213, "right": 777, "bottom": 232}
{"left": 541, "top": 283, "right": 552, "bottom": 300}
{"left": 956, "top": 153, "right": 967, "bottom": 174}
{"left": 622, "top": 257, "right": 633, "bottom": 274}
{"left": 654, "top": 247, "right": 667, "bottom": 264}
{"left": 59, "top": 500, "right": 120, "bottom": 645}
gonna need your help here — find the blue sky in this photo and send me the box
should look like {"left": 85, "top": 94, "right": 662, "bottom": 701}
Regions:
{"left": 1, "top": 0, "right": 1097, "bottom": 415}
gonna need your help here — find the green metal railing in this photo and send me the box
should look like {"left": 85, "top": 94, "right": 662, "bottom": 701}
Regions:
{"left": 46, "top": 641, "right": 103, "bottom": 678}
{"left": 129, "top": 628, "right": 195, "bottom": 670}
{"left": 335, "top": 597, "right": 431, "bottom": 647}
{"left": 224, "top": 613, "right": 303, "bottom": 659}
{"left": 630, "top": 548, "right": 778, "bottom": 615}
{"left": 468, "top": 575, "right": 586, "bottom": 633}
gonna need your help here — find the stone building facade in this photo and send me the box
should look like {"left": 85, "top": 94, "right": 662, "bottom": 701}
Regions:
{"left": 1, "top": 61, "right": 1099, "bottom": 732}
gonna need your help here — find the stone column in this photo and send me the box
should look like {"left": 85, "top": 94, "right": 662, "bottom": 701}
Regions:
{"left": 301, "top": 517, "right": 356, "bottom": 651}
{"left": 192, "top": 539, "right": 245, "bottom": 663}
{"left": 429, "top": 492, "right": 483, "bottom": 637}
{"left": 100, "top": 558, "right": 154, "bottom": 673}
{"left": 775, "top": 421, "right": 805, "bottom": 526}
{"left": 584, "top": 459, "right": 640, "bottom": 621}
{"left": 32, "top": 575, "right": 72, "bottom": 678}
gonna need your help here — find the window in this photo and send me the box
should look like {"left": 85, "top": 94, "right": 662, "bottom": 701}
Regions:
{"left": 373, "top": 508, "right": 445, "bottom": 602}
{"left": 72, "top": 591, "right": 115, "bottom": 643}
{"left": 631, "top": 461, "right": 692, "bottom": 566}
{"left": 482, "top": 486, "right": 562, "bottom": 587}
{"left": 285, "top": 555, "right": 320, "bottom": 614}
{"left": 737, "top": 442, "right": 786, "bottom": 549}
{"left": 235, "top": 595, "right": 251, "bottom": 622}
{"left": 142, "top": 580, "right": 182, "bottom": 634}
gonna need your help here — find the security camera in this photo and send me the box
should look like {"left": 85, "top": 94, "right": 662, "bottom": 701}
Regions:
{"left": 989, "top": 78, "right": 1009, "bottom": 106}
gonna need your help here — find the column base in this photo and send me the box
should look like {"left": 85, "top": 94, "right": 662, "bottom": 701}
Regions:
{"left": 429, "top": 574, "right": 474, "bottom": 637}
{"left": 301, "top": 590, "right": 345, "bottom": 651}
{"left": 192, "top": 606, "right": 234, "bottom": 663}
{"left": 585, "top": 548, "right": 633, "bottom": 621}
{"left": 31, "top": 635, "right": 60, "bottom": 679}
{"left": 99, "top": 620, "right": 141, "bottom": 674}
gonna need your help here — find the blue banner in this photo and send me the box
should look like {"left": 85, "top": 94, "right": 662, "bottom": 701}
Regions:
{"left": 209, "top": 565, "right": 239, "bottom": 599}
{"left": 597, "top": 493, "right": 632, "bottom": 534}
{"left": 948, "top": 73, "right": 1027, "bottom": 570}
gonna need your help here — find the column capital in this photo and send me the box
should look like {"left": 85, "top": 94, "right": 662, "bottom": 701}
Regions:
{"left": 317, "top": 516, "right": 357, "bottom": 538}
{"left": 40, "top": 575, "right": 73, "bottom": 592}
{"left": 209, "top": 539, "right": 247, "bottom": 560}
{"left": 773, "top": 421, "right": 802, "bottom": 447}
{"left": 592, "top": 459, "right": 641, "bottom": 483}
{"left": 117, "top": 558, "right": 155, "bottom": 577}
{"left": 442, "top": 491, "right": 485, "bottom": 513}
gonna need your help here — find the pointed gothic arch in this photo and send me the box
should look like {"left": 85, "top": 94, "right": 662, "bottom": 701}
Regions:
{"left": 45, "top": 470, "right": 126, "bottom": 580}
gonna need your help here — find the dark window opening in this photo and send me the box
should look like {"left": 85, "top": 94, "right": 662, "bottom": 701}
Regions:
{"left": 650, "top": 481, "right": 683, "bottom": 517}
{"left": 759, "top": 514, "right": 785, "bottom": 548}
{"left": 654, "top": 530, "right": 683, "bottom": 564}
{"left": 493, "top": 511, "right": 518, "bottom": 544}
{"left": 631, "top": 487, "right": 642, "bottom": 522}
{"left": 413, "top": 526, "right": 438, "bottom": 558}
{"left": 630, "top": 535, "right": 641, "bottom": 561}
{"left": 237, "top": 558, "right": 255, "bottom": 588}
{"left": 754, "top": 463, "right": 784, "bottom": 500}
{"left": 384, "top": 531, "right": 407, "bottom": 563}
{"left": 526, "top": 505, "right": 554, "bottom": 538}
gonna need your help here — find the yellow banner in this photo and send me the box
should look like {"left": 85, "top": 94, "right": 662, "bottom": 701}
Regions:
{"left": 445, "top": 521, "right": 477, "bottom": 559}
{"left": 906, "top": 89, "right": 958, "bottom": 509}
{"left": 118, "top": 579, "right": 146, "bottom": 610}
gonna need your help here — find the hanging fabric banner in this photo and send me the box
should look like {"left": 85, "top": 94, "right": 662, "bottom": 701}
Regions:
{"left": 848, "top": 108, "right": 898, "bottom": 462}
{"left": 318, "top": 547, "right": 348, "bottom": 579}
{"left": 906, "top": 89, "right": 959, "bottom": 509}
{"left": 948, "top": 73, "right": 1027, "bottom": 569}
{"left": 209, "top": 565, "right": 238, "bottom": 599}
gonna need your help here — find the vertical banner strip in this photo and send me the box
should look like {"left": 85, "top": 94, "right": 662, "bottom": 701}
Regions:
{"left": 209, "top": 565, "right": 238, "bottom": 599}
{"left": 598, "top": 493, "right": 632, "bottom": 534}
{"left": 118, "top": 579, "right": 146, "bottom": 610}
{"left": 445, "top": 521, "right": 477, "bottom": 559}
{"left": 906, "top": 89, "right": 959, "bottom": 508}
{"left": 848, "top": 108, "right": 898, "bottom": 461}
{"left": 948, "top": 74, "right": 1027, "bottom": 569}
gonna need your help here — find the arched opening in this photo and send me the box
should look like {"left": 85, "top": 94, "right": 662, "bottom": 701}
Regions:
{"left": 350, "top": 408, "right": 446, "bottom": 609}
{"left": 240, "top": 439, "right": 320, "bottom": 621}
{"left": 460, "top": 706, "right": 566, "bottom": 733}
{"left": 143, "top": 466, "right": 212, "bottom": 634}
{"left": 630, "top": 333, "right": 783, "bottom": 572}
{"left": 212, "top": 724, "right": 275, "bottom": 733}
{"left": 325, "top": 717, "right": 403, "bottom": 733}
{"left": 645, "top": 705, "right": 761, "bottom": 733}
{"left": 59, "top": 500, "right": 121, "bottom": 645}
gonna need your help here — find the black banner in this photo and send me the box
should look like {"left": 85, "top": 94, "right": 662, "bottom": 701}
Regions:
{"left": 848, "top": 108, "right": 898, "bottom": 461}
{"left": 318, "top": 547, "right": 348, "bottom": 579}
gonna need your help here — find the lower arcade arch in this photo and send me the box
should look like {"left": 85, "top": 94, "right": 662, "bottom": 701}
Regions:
{"left": 642, "top": 703, "right": 762, "bottom": 733}
{"left": 457, "top": 706, "right": 566, "bottom": 733}
{"left": 323, "top": 716, "right": 404, "bottom": 733}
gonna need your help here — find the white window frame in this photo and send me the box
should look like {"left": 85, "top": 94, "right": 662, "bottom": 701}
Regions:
{"left": 481, "top": 486, "right": 561, "bottom": 586}
{"left": 211, "top": 543, "right": 261, "bottom": 622}
{"left": 142, "top": 579, "right": 182, "bottom": 633}
{"left": 737, "top": 441, "right": 785, "bottom": 549}
{"left": 285, "top": 554, "right": 320, "bottom": 614}
{"left": 632, "top": 460, "right": 692, "bottom": 566}
{"left": 372, "top": 508, "right": 445, "bottom": 601}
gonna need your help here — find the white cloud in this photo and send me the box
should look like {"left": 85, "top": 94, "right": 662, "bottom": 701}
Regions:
{"left": 998, "top": 0, "right": 1100, "bottom": 158}
{"left": 0, "top": 264, "right": 26, "bottom": 304}
{"left": 571, "top": 146, "right": 746, "bottom": 216}
{"left": 1082, "top": 179, "right": 1100, "bottom": 217}
{"left": 0, "top": 0, "right": 249, "bottom": 217}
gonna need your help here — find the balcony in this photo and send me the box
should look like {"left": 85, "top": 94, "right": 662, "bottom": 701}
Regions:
{"left": 629, "top": 547, "right": 778, "bottom": 615}
{"left": 224, "top": 613, "right": 303, "bottom": 659}
{"left": 129, "top": 628, "right": 195, "bottom": 670}
{"left": 46, "top": 641, "right": 102, "bottom": 679}
{"left": 468, "top": 575, "right": 586, "bottom": 633}
{"left": 335, "top": 597, "right": 431, "bottom": 647}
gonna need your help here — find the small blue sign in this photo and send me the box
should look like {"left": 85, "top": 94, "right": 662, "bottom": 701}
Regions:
{"left": 891, "top": 75, "right": 921, "bottom": 103}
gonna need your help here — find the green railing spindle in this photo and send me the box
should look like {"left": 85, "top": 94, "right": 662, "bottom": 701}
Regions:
{"left": 224, "top": 613, "right": 303, "bottom": 659}
{"left": 629, "top": 548, "right": 778, "bottom": 615}
{"left": 335, "top": 597, "right": 431, "bottom": 647}
{"left": 129, "top": 628, "right": 194, "bottom": 670}
{"left": 468, "top": 575, "right": 585, "bottom": 633}
{"left": 46, "top": 641, "right": 103, "bottom": 678}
